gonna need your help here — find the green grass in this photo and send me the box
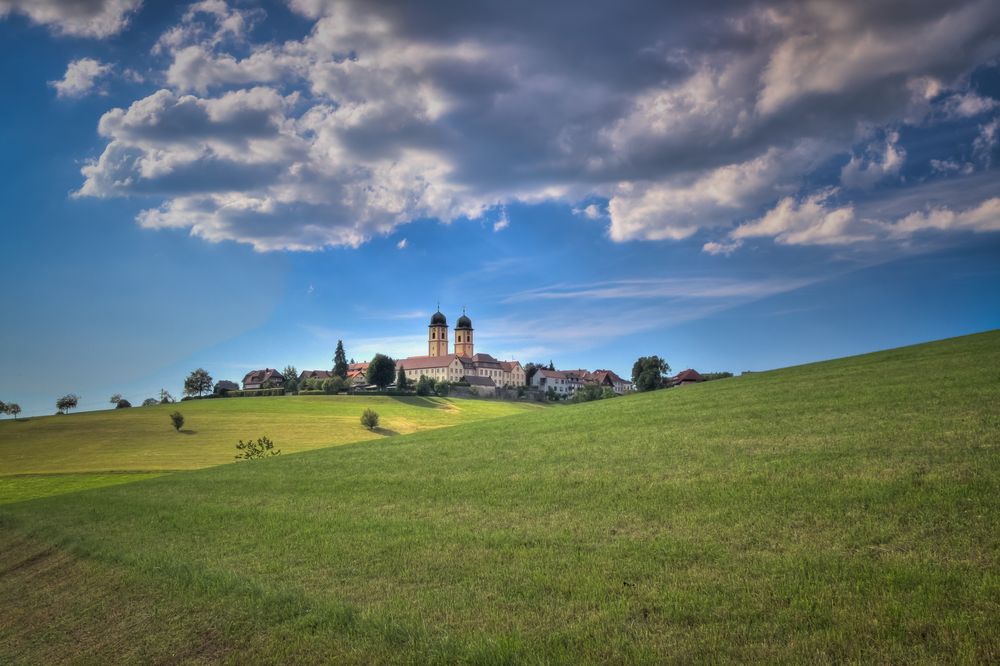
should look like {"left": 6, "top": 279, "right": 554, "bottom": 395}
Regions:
{"left": 0, "top": 395, "right": 541, "bottom": 503}
{"left": 2, "top": 331, "right": 999, "bottom": 663}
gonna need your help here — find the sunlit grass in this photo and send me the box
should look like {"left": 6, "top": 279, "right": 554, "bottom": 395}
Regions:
{"left": 1, "top": 331, "right": 998, "bottom": 662}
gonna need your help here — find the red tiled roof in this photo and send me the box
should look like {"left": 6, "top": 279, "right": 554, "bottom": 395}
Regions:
{"left": 674, "top": 369, "right": 704, "bottom": 382}
{"left": 242, "top": 368, "right": 284, "bottom": 385}
{"left": 397, "top": 355, "right": 461, "bottom": 370}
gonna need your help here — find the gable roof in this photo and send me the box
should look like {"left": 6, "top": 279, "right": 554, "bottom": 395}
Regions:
{"left": 298, "top": 370, "right": 333, "bottom": 382}
{"left": 242, "top": 368, "right": 284, "bottom": 385}
{"left": 674, "top": 369, "right": 704, "bottom": 382}
{"left": 397, "top": 354, "right": 461, "bottom": 371}
{"left": 463, "top": 374, "right": 496, "bottom": 387}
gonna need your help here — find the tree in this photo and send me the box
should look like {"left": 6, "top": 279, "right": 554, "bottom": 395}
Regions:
{"left": 56, "top": 394, "right": 79, "bottom": 414}
{"left": 283, "top": 365, "right": 299, "bottom": 394}
{"left": 6, "top": 403, "right": 21, "bottom": 419}
{"left": 415, "top": 375, "right": 434, "bottom": 396}
{"left": 435, "top": 381, "right": 450, "bottom": 397}
{"left": 548, "top": 360, "right": 556, "bottom": 371}
{"left": 396, "top": 365, "right": 408, "bottom": 390}
{"left": 361, "top": 408, "right": 380, "bottom": 431}
{"left": 632, "top": 356, "right": 671, "bottom": 392}
{"left": 159, "top": 389, "right": 175, "bottom": 404}
{"left": 109, "top": 393, "right": 123, "bottom": 406}
{"left": 116, "top": 399, "right": 132, "bottom": 409}
{"left": 366, "top": 354, "right": 395, "bottom": 389}
{"left": 183, "top": 368, "right": 213, "bottom": 398}
{"left": 333, "top": 340, "right": 349, "bottom": 379}
{"left": 142, "top": 398, "right": 159, "bottom": 407}
{"left": 0, "top": 400, "right": 6, "bottom": 415}
{"left": 170, "top": 411, "right": 184, "bottom": 431}
{"left": 574, "top": 383, "right": 606, "bottom": 403}
{"left": 322, "top": 376, "right": 347, "bottom": 394}
{"left": 235, "top": 436, "right": 280, "bottom": 460}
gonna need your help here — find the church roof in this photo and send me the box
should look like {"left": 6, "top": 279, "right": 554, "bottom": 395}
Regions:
{"left": 430, "top": 310, "right": 447, "bottom": 326}
{"left": 397, "top": 354, "right": 461, "bottom": 370}
{"left": 456, "top": 313, "right": 472, "bottom": 328}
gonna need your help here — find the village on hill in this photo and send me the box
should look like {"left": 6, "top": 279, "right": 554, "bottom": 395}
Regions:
{"left": 230, "top": 308, "right": 713, "bottom": 402}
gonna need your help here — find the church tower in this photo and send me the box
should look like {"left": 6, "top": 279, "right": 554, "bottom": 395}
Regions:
{"left": 454, "top": 309, "right": 474, "bottom": 357}
{"left": 428, "top": 307, "right": 449, "bottom": 356}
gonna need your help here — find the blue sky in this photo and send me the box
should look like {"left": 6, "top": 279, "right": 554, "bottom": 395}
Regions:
{"left": 1, "top": 0, "right": 999, "bottom": 416}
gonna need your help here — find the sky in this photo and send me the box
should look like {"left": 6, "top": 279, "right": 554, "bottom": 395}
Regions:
{"left": 1, "top": 0, "right": 999, "bottom": 417}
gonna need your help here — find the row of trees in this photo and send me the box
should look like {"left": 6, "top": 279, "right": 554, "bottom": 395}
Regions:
{"left": 0, "top": 400, "right": 22, "bottom": 419}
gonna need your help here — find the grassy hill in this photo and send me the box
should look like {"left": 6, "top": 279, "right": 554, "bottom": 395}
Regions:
{"left": 1, "top": 331, "right": 999, "bottom": 663}
{"left": 0, "top": 395, "right": 541, "bottom": 504}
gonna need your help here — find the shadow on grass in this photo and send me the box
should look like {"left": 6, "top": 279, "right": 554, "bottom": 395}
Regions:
{"left": 373, "top": 427, "right": 400, "bottom": 436}
{"left": 388, "top": 396, "right": 444, "bottom": 409}
{"left": 178, "top": 429, "right": 197, "bottom": 435}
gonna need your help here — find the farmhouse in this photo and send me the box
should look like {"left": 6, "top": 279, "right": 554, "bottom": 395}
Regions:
{"left": 671, "top": 369, "right": 705, "bottom": 387}
{"left": 214, "top": 380, "right": 239, "bottom": 394}
{"left": 242, "top": 368, "right": 284, "bottom": 390}
{"left": 531, "top": 368, "right": 584, "bottom": 396}
{"left": 347, "top": 362, "right": 369, "bottom": 385}
{"left": 396, "top": 310, "right": 527, "bottom": 387}
{"left": 298, "top": 370, "right": 333, "bottom": 384}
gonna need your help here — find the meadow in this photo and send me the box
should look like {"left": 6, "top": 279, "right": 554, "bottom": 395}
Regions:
{"left": 1, "top": 331, "right": 998, "bottom": 663}
{"left": 0, "top": 395, "right": 541, "bottom": 503}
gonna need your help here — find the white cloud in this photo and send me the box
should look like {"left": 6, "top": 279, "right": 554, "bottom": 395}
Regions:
{"left": 607, "top": 142, "right": 827, "bottom": 242}
{"left": 65, "top": 0, "right": 1000, "bottom": 251}
{"left": 730, "top": 190, "right": 874, "bottom": 246}
{"left": 972, "top": 117, "right": 998, "bottom": 165}
{"left": 505, "top": 276, "right": 813, "bottom": 302}
{"left": 49, "top": 58, "right": 112, "bottom": 98}
{"left": 396, "top": 238, "right": 407, "bottom": 249}
{"left": 840, "top": 130, "right": 906, "bottom": 189}
{"left": 572, "top": 204, "right": 603, "bottom": 220}
{"left": 493, "top": 208, "right": 509, "bottom": 232}
{"left": 888, "top": 197, "right": 1000, "bottom": 236}
{"left": 0, "top": 0, "right": 141, "bottom": 37}
{"left": 702, "top": 239, "right": 743, "bottom": 256}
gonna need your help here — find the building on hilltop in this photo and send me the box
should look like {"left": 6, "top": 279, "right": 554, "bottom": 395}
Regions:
{"left": 531, "top": 367, "right": 634, "bottom": 396}
{"left": 396, "top": 309, "right": 526, "bottom": 387}
{"left": 670, "top": 369, "right": 705, "bottom": 387}
{"left": 298, "top": 370, "right": 333, "bottom": 384}
{"left": 242, "top": 368, "right": 284, "bottom": 390}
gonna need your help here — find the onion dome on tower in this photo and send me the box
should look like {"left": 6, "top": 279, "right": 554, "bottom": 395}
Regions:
{"left": 454, "top": 307, "right": 474, "bottom": 357}
{"left": 430, "top": 310, "right": 447, "bottom": 326}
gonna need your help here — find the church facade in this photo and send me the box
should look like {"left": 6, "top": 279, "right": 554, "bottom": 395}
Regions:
{"left": 396, "top": 309, "right": 526, "bottom": 388}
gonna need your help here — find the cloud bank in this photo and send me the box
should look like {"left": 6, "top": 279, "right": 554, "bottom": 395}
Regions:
{"left": 53, "top": 0, "right": 1000, "bottom": 250}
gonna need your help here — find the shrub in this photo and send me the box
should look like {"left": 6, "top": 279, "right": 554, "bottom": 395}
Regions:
{"left": 235, "top": 436, "right": 280, "bottom": 460}
{"left": 361, "top": 408, "right": 380, "bottom": 431}
{"left": 322, "top": 377, "right": 347, "bottom": 394}
{"left": 415, "top": 375, "right": 434, "bottom": 396}
{"left": 115, "top": 399, "right": 132, "bottom": 409}
{"left": 142, "top": 398, "right": 159, "bottom": 407}
{"left": 170, "top": 411, "right": 184, "bottom": 431}
{"left": 435, "top": 381, "right": 450, "bottom": 397}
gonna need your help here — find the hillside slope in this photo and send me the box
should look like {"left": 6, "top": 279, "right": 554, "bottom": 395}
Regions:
{"left": 0, "top": 395, "right": 541, "bottom": 504}
{"left": 2, "top": 331, "right": 999, "bottom": 663}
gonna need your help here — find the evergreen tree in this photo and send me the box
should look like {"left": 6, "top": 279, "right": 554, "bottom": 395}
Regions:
{"left": 333, "top": 340, "right": 349, "bottom": 378}
{"left": 396, "top": 365, "right": 408, "bottom": 390}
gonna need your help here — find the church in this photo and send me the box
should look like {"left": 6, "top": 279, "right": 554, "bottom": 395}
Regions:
{"left": 395, "top": 309, "right": 526, "bottom": 388}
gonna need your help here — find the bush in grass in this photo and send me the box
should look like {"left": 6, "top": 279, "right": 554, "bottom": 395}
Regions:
{"left": 170, "top": 411, "right": 184, "bottom": 431}
{"left": 435, "top": 381, "right": 450, "bottom": 397}
{"left": 235, "top": 436, "right": 280, "bottom": 460}
{"left": 115, "top": 399, "right": 132, "bottom": 409}
{"left": 361, "top": 408, "right": 380, "bottom": 431}
{"left": 322, "top": 377, "right": 348, "bottom": 394}
{"left": 142, "top": 398, "right": 159, "bottom": 407}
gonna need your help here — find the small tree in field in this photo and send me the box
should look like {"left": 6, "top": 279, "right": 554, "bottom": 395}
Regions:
{"left": 235, "top": 436, "right": 280, "bottom": 460}
{"left": 170, "top": 411, "right": 184, "bottom": 431}
{"left": 109, "top": 393, "right": 123, "bottom": 406}
{"left": 6, "top": 403, "right": 21, "bottom": 419}
{"left": 283, "top": 365, "right": 299, "bottom": 394}
{"left": 361, "top": 408, "right": 380, "bottom": 431}
{"left": 56, "top": 394, "right": 79, "bottom": 414}
{"left": 632, "top": 356, "right": 671, "bottom": 392}
{"left": 159, "top": 389, "right": 175, "bottom": 404}
{"left": 116, "top": 399, "right": 132, "bottom": 409}
{"left": 142, "top": 398, "right": 159, "bottom": 407}
{"left": 396, "top": 365, "right": 408, "bottom": 390}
